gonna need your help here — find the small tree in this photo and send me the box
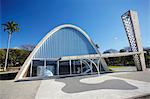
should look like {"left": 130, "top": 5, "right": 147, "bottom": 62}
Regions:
{"left": 0, "top": 49, "right": 6, "bottom": 68}
{"left": 2, "top": 21, "right": 19, "bottom": 71}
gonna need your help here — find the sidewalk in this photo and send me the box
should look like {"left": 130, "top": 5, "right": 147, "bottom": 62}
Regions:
{"left": 1, "top": 70, "right": 150, "bottom": 99}
{"left": 35, "top": 70, "right": 150, "bottom": 99}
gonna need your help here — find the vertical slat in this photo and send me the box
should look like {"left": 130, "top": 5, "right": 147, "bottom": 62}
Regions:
{"left": 57, "top": 60, "right": 59, "bottom": 75}
{"left": 80, "top": 60, "right": 83, "bottom": 74}
{"left": 73, "top": 60, "right": 76, "bottom": 74}
{"left": 90, "top": 61, "right": 93, "bottom": 74}
{"left": 32, "top": 27, "right": 97, "bottom": 59}
{"left": 69, "top": 60, "right": 72, "bottom": 75}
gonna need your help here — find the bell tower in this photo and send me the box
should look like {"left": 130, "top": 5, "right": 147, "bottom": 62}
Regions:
{"left": 121, "top": 10, "right": 146, "bottom": 71}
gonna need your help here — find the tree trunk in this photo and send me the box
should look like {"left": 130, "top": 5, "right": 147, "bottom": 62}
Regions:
{"left": 4, "top": 33, "right": 12, "bottom": 71}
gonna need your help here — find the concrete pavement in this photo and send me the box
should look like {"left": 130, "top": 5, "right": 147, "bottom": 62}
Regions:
{"left": 35, "top": 70, "right": 150, "bottom": 99}
{"left": 0, "top": 80, "right": 41, "bottom": 99}
{"left": 1, "top": 70, "right": 150, "bottom": 99}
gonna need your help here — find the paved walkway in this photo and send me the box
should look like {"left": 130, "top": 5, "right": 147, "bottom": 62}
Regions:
{"left": 0, "top": 80, "right": 41, "bottom": 99}
{"left": 1, "top": 70, "right": 150, "bottom": 99}
{"left": 35, "top": 70, "right": 150, "bottom": 99}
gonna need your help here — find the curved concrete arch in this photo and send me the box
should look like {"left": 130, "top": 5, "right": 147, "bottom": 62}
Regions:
{"left": 82, "top": 59, "right": 93, "bottom": 73}
{"left": 85, "top": 59, "right": 100, "bottom": 75}
{"left": 15, "top": 24, "right": 100, "bottom": 80}
{"left": 97, "top": 58, "right": 101, "bottom": 71}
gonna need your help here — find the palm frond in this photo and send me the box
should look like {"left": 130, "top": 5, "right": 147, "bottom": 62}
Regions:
{"left": 2, "top": 21, "right": 20, "bottom": 33}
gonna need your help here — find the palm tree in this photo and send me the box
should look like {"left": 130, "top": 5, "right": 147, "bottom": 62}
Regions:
{"left": 2, "top": 21, "right": 19, "bottom": 71}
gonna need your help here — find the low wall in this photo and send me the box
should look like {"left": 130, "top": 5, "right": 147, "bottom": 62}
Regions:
{"left": 0, "top": 71, "right": 18, "bottom": 80}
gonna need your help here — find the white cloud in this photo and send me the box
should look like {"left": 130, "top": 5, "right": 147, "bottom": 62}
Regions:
{"left": 114, "top": 37, "right": 118, "bottom": 40}
{"left": 13, "top": 46, "right": 20, "bottom": 49}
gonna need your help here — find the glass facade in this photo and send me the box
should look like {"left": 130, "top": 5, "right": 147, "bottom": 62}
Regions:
{"left": 27, "top": 59, "right": 102, "bottom": 77}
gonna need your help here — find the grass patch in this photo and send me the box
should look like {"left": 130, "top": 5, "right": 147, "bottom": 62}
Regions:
{"left": 108, "top": 66, "right": 125, "bottom": 68}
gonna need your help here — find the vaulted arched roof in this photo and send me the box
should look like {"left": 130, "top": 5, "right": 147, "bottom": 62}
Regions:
{"left": 15, "top": 24, "right": 100, "bottom": 80}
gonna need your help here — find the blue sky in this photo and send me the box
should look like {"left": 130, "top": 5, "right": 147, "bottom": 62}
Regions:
{"left": 0, "top": 0, "right": 150, "bottom": 52}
